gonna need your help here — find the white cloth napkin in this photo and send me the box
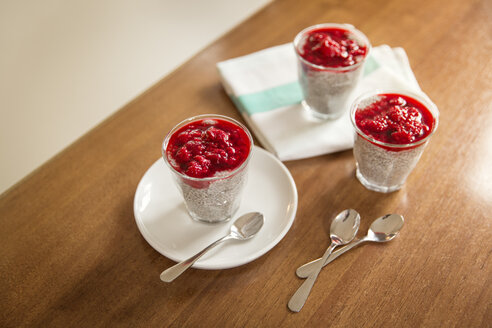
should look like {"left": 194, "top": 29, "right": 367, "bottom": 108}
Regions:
{"left": 217, "top": 44, "right": 421, "bottom": 161}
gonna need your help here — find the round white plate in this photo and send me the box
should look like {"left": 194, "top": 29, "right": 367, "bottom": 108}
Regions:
{"left": 134, "top": 146, "right": 298, "bottom": 269}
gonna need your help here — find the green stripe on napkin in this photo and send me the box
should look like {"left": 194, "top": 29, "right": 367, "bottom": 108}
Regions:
{"left": 363, "top": 55, "right": 380, "bottom": 76}
{"left": 237, "top": 81, "right": 303, "bottom": 114}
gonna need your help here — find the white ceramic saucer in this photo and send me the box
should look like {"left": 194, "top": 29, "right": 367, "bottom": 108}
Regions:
{"left": 134, "top": 146, "right": 297, "bottom": 269}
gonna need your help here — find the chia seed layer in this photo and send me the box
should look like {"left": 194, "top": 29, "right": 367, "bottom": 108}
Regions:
{"left": 353, "top": 134, "right": 427, "bottom": 192}
{"left": 172, "top": 165, "right": 249, "bottom": 223}
{"left": 294, "top": 24, "right": 370, "bottom": 119}
{"left": 298, "top": 62, "right": 364, "bottom": 119}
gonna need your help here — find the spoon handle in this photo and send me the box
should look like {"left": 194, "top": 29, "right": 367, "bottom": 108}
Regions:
{"left": 160, "top": 234, "right": 232, "bottom": 282}
{"left": 288, "top": 243, "right": 336, "bottom": 312}
{"left": 296, "top": 238, "right": 366, "bottom": 278}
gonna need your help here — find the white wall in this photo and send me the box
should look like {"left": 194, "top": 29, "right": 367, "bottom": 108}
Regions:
{"left": 0, "top": 0, "right": 270, "bottom": 194}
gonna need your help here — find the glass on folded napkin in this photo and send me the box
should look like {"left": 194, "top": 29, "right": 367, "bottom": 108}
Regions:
{"left": 294, "top": 23, "right": 371, "bottom": 120}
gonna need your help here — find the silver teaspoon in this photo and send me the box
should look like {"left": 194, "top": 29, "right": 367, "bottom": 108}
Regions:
{"left": 160, "top": 212, "right": 264, "bottom": 282}
{"left": 288, "top": 209, "right": 360, "bottom": 312}
{"left": 296, "top": 214, "right": 404, "bottom": 278}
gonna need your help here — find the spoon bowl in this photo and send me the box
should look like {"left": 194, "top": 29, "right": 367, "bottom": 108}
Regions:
{"left": 367, "top": 213, "right": 404, "bottom": 242}
{"left": 230, "top": 212, "right": 265, "bottom": 240}
{"left": 330, "top": 208, "right": 361, "bottom": 245}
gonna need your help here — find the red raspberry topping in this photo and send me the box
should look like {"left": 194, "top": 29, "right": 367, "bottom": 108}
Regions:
{"left": 355, "top": 94, "right": 435, "bottom": 145}
{"left": 300, "top": 27, "right": 367, "bottom": 68}
{"left": 166, "top": 119, "right": 251, "bottom": 178}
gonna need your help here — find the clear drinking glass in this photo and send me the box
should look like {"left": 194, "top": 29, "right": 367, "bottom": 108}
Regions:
{"left": 350, "top": 90, "right": 439, "bottom": 193}
{"left": 294, "top": 23, "right": 371, "bottom": 120}
{"left": 162, "top": 115, "right": 254, "bottom": 223}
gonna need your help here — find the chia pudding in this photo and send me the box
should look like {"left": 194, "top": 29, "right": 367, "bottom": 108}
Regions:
{"left": 294, "top": 23, "right": 370, "bottom": 119}
{"left": 350, "top": 91, "right": 439, "bottom": 193}
{"left": 163, "top": 115, "right": 253, "bottom": 223}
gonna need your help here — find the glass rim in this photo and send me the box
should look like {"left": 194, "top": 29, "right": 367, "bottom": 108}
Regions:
{"left": 293, "top": 23, "right": 372, "bottom": 72}
{"left": 350, "top": 89, "right": 440, "bottom": 149}
{"left": 162, "top": 114, "right": 254, "bottom": 182}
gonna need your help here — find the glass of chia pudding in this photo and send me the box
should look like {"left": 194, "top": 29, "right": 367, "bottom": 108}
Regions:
{"left": 350, "top": 90, "right": 439, "bottom": 193}
{"left": 294, "top": 23, "right": 371, "bottom": 120}
{"left": 163, "top": 115, "right": 254, "bottom": 223}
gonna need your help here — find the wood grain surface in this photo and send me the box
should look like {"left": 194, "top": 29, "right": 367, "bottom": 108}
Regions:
{"left": 1, "top": 0, "right": 491, "bottom": 327}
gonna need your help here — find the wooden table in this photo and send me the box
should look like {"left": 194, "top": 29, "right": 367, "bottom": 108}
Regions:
{"left": 1, "top": 0, "right": 491, "bottom": 326}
